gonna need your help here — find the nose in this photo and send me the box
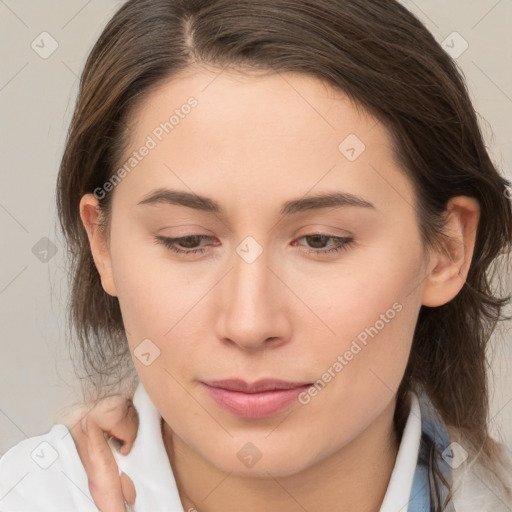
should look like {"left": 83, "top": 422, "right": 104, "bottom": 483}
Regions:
{"left": 215, "top": 244, "right": 291, "bottom": 352}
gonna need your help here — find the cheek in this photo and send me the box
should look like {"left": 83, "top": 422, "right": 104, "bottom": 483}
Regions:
{"left": 109, "top": 247, "right": 206, "bottom": 412}
{"left": 108, "top": 233, "right": 201, "bottom": 357}
{"left": 293, "top": 239, "right": 424, "bottom": 401}
{"left": 288, "top": 254, "right": 422, "bottom": 460}
{"left": 292, "top": 237, "right": 423, "bottom": 344}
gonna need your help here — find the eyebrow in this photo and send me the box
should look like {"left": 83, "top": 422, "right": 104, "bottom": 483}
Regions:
{"left": 137, "top": 188, "right": 375, "bottom": 216}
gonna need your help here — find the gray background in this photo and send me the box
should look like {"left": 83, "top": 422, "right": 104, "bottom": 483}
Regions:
{"left": 1, "top": 0, "right": 511, "bottom": 456}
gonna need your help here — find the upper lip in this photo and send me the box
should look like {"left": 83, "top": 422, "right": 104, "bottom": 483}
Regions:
{"left": 202, "top": 378, "right": 311, "bottom": 393}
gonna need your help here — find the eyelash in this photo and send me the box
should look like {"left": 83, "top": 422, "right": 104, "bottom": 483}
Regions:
{"left": 153, "top": 234, "right": 354, "bottom": 257}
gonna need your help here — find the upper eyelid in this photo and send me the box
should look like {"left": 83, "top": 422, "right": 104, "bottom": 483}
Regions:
{"left": 160, "top": 222, "right": 353, "bottom": 239}
{"left": 163, "top": 232, "right": 350, "bottom": 242}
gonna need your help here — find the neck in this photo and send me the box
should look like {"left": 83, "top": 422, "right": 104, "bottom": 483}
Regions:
{"left": 162, "top": 396, "right": 400, "bottom": 512}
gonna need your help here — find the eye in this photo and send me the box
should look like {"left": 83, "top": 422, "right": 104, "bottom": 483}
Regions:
{"left": 293, "top": 234, "right": 354, "bottom": 256}
{"left": 153, "top": 235, "right": 214, "bottom": 255}
{"left": 153, "top": 233, "right": 354, "bottom": 257}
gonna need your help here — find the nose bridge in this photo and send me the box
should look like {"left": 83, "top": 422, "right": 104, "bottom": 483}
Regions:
{"left": 217, "top": 239, "right": 285, "bottom": 349}
{"left": 230, "top": 242, "right": 271, "bottom": 320}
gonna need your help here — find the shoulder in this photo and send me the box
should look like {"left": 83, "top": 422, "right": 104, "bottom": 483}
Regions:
{"left": 0, "top": 423, "right": 98, "bottom": 512}
{"left": 450, "top": 435, "right": 512, "bottom": 512}
{"left": 415, "top": 386, "right": 512, "bottom": 510}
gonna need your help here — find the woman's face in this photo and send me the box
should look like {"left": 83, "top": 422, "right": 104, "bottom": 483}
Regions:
{"left": 83, "top": 66, "right": 433, "bottom": 476}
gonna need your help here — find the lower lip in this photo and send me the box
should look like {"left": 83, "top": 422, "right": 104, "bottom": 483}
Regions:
{"left": 201, "top": 383, "right": 311, "bottom": 419}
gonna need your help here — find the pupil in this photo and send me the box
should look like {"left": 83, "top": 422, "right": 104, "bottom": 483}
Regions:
{"left": 307, "top": 235, "right": 327, "bottom": 248}
{"left": 182, "top": 236, "right": 201, "bottom": 248}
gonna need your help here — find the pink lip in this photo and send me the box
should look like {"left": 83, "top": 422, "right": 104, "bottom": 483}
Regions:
{"left": 201, "top": 379, "right": 311, "bottom": 418}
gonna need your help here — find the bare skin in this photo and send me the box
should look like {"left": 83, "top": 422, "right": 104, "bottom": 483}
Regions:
{"left": 75, "top": 65, "right": 480, "bottom": 512}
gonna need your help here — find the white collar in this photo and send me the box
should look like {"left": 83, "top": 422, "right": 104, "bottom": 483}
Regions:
{"left": 114, "top": 383, "right": 423, "bottom": 511}
{"left": 379, "top": 391, "right": 422, "bottom": 511}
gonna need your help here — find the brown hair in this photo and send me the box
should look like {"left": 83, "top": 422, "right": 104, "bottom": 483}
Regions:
{"left": 56, "top": 0, "right": 512, "bottom": 508}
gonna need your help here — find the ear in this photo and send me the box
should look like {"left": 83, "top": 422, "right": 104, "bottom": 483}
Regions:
{"left": 79, "top": 193, "right": 118, "bottom": 297}
{"left": 421, "top": 196, "right": 480, "bottom": 307}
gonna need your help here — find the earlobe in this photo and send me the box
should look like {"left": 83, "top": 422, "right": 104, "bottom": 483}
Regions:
{"left": 421, "top": 196, "right": 480, "bottom": 307}
{"left": 79, "top": 194, "right": 118, "bottom": 297}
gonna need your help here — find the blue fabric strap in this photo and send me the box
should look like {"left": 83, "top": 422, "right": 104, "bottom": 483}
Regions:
{"left": 407, "top": 386, "right": 456, "bottom": 511}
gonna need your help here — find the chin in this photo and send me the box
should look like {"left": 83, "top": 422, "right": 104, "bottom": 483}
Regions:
{"left": 201, "top": 437, "right": 322, "bottom": 478}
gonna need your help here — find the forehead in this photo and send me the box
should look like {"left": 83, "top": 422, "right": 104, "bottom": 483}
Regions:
{"left": 113, "top": 66, "right": 413, "bottom": 217}
{"left": 129, "top": 65, "right": 374, "bottom": 146}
